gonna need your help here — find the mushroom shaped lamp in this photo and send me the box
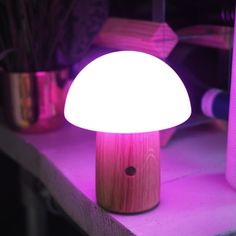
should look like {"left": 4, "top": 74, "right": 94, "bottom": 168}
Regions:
{"left": 64, "top": 51, "right": 191, "bottom": 213}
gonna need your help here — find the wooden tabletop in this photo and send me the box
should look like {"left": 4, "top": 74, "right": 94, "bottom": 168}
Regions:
{"left": 0, "top": 123, "right": 236, "bottom": 236}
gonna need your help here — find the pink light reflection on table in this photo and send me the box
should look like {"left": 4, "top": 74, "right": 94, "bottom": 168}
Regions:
{"left": 18, "top": 123, "right": 236, "bottom": 236}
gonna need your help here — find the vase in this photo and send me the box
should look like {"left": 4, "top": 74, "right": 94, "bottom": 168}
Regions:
{"left": 1, "top": 68, "right": 71, "bottom": 133}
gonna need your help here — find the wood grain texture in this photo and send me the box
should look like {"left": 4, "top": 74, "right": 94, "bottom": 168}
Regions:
{"left": 94, "top": 17, "right": 178, "bottom": 59}
{"left": 177, "top": 25, "right": 233, "bottom": 50}
{"left": 96, "top": 131, "right": 160, "bottom": 213}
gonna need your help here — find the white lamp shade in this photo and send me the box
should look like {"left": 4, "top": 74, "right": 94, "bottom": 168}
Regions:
{"left": 64, "top": 51, "right": 191, "bottom": 133}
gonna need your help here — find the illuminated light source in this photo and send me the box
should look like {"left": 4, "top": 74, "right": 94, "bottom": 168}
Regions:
{"left": 64, "top": 51, "right": 191, "bottom": 213}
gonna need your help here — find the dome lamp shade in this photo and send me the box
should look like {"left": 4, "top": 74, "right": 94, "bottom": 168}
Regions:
{"left": 64, "top": 51, "right": 191, "bottom": 213}
{"left": 65, "top": 51, "right": 191, "bottom": 133}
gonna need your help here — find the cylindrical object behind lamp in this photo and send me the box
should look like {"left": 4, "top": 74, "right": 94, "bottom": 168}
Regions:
{"left": 201, "top": 88, "right": 229, "bottom": 120}
{"left": 226, "top": 6, "right": 236, "bottom": 189}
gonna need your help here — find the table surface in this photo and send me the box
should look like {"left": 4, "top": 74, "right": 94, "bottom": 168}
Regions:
{"left": 0, "top": 122, "right": 236, "bottom": 236}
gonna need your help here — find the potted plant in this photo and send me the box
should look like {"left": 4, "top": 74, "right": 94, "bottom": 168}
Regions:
{"left": 0, "top": 0, "right": 107, "bottom": 132}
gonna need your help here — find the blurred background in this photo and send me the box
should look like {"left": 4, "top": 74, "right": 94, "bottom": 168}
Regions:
{"left": 0, "top": 0, "right": 234, "bottom": 235}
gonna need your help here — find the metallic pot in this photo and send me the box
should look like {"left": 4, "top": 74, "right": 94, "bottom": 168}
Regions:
{"left": 1, "top": 68, "right": 71, "bottom": 133}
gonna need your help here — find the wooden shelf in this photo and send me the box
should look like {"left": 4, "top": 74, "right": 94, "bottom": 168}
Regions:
{"left": 0, "top": 123, "right": 236, "bottom": 236}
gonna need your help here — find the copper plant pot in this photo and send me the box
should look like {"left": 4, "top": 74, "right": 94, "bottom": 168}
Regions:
{"left": 2, "top": 68, "right": 71, "bottom": 133}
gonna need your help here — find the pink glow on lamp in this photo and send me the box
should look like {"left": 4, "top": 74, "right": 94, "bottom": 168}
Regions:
{"left": 64, "top": 51, "right": 191, "bottom": 213}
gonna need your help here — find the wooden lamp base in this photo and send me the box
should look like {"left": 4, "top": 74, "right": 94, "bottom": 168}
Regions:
{"left": 96, "top": 131, "right": 160, "bottom": 213}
